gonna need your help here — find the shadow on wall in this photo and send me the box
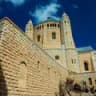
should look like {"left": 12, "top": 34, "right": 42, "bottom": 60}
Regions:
{"left": 0, "top": 60, "right": 8, "bottom": 96}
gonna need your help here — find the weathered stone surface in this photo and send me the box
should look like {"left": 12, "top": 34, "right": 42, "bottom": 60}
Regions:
{"left": 0, "top": 17, "right": 68, "bottom": 96}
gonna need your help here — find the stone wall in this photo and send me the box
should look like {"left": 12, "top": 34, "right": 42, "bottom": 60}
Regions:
{"left": 0, "top": 17, "right": 68, "bottom": 96}
{"left": 71, "top": 72, "right": 96, "bottom": 87}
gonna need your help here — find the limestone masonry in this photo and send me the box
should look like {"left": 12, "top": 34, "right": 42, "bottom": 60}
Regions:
{"left": 0, "top": 13, "right": 96, "bottom": 96}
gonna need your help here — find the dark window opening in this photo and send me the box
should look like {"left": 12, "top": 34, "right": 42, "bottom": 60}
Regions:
{"left": 37, "top": 35, "right": 40, "bottom": 42}
{"left": 84, "top": 62, "right": 89, "bottom": 71}
{"left": 58, "top": 24, "right": 60, "bottom": 27}
{"left": 89, "top": 78, "right": 92, "bottom": 85}
{"left": 55, "top": 24, "right": 56, "bottom": 27}
{"left": 0, "top": 59, "right": 2, "bottom": 63}
{"left": 72, "top": 59, "right": 74, "bottom": 64}
{"left": 72, "top": 59, "right": 76, "bottom": 64}
{"left": 52, "top": 24, "right": 54, "bottom": 27}
{"left": 55, "top": 55, "right": 59, "bottom": 60}
{"left": 52, "top": 32, "right": 56, "bottom": 39}
{"left": 21, "top": 61, "right": 26, "bottom": 65}
{"left": 37, "top": 61, "right": 40, "bottom": 69}
{"left": 47, "top": 24, "right": 49, "bottom": 27}
{"left": 37, "top": 61, "right": 40, "bottom": 64}
{"left": 50, "top": 24, "right": 52, "bottom": 27}
{"left": 64, "top": 21, "right": 66, "bottom": 24}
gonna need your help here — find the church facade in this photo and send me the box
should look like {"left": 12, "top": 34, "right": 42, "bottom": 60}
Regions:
{"left": 0, "top": 13, "right": 96, "bottom": 96}
{"left": 25, "top": 13, "right": 96, "bottom": 73}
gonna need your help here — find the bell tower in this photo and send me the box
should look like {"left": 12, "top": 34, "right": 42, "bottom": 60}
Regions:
{"left": 61, "top": 12, "right": 80, "bottom": 73}
{"left": 25, "top": 20, "right": 34, "bottom": 41}
{"left": 61, "top": 13, "right": 75, "bottom": 49}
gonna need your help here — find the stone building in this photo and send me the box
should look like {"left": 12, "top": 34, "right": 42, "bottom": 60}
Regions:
{"left": 0, "top": 12, "right": 96, "bottom": 96}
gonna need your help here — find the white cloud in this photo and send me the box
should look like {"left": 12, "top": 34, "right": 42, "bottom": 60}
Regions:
{"left": 5, "top": 0, "right": 26, "bottom": 6}
{"left": 29, "top": 1, "right": 61, "bottom": 23}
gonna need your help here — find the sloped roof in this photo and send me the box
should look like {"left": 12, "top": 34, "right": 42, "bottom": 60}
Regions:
{"left": 77, "top": 46, "right": 93, "bottom": 52}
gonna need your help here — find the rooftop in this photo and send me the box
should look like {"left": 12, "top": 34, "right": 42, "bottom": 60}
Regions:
{"left": 77, "top": 46, "right": 93, "bottom": 52}
{"left": 35, "top": 17, "right": 60, "bottom": 26}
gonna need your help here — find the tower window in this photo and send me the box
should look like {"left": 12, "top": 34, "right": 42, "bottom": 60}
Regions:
{"left": 84, "top": 62, "right": 89, "bottom": 71}
{"left": 88, "top": 78, "right": 92, "bottom": 85}
{"left": 55, "top": 24, "right": 56, "bottom": 27}
{"left": 55, "top": 55, "right": 59, "bottom": 60}
{"left": 52, "top": 32, "right": 56, "bottom": 39}
{"left": 50, "top": 24, "right": 52, "bottom": 27}
{"left": 37, "top": 35, "right": 40, "bottom": 42}
{"left": 47, "top": 24, "right": 49, "bottom": 27}
{"left": 58, "top": 24, "right": 60, "bottom": 28}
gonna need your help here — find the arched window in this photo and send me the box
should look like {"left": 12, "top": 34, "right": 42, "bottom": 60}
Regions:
{"left": 37, "top": 35, "right": 40, "bottom": 42}
{"left": 18, "top": 61, "right": 27, "bottom": 88}
{"left": 52, "top": 32, "right": 56, "bottom": 39}
{"left": 84, "top": 62, "right": 89, "bottom": 71}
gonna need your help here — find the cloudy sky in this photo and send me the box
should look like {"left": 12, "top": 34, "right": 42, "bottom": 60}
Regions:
{"left": 0, "top": 0, "right": 96, "bottom": 49}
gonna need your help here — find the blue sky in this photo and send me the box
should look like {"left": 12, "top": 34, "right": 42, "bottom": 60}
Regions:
{"left": 0, "top": 0, "right": 96, "bottom": 49}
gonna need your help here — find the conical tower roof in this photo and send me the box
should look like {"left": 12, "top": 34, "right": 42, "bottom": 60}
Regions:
{"left": 27, "top": 19, "right": 32, "bottom": 24}
{"left": 62, "top": 12, "right": 68, "bottom": 17}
